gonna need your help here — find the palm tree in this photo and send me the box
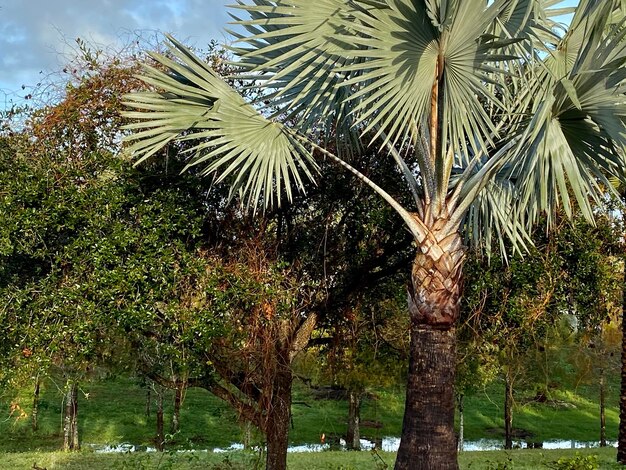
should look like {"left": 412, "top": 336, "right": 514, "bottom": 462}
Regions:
{"left": 123, "top": 1, "right": 626, "bottom": 468}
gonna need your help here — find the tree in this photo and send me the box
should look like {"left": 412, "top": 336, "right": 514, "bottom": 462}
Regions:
{"left": 612, "top": 182, "right": 626, "bottom": 462}
{"left": 461, "top": 209, "right": 623, "bottom": 449}
{"left": 123, "top": 1, "right": 626, "bottom": 468}
{"left": 461, "top": 226, "right": 563, "bottom": 449}
{"left": 300, "top": 281, "right": 408, "bottom": 451}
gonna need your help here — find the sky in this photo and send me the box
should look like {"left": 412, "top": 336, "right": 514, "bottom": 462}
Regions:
{"left": 0, "top": 0, "right": 232, "bottom": 110}
{"left": 0, "top": 0, "right": 579, "bottom": 112}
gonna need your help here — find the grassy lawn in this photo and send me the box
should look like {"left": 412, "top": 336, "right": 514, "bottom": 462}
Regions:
{"left": 462, "top": 382, "right": 619, "bottom": 443}
{"left": 0, "top": 448, "right": 620, "bottom": 469}
{"left": 0, "top": 373, "right": 618, "bottom": 454}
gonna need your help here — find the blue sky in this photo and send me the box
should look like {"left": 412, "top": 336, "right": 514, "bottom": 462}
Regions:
{"left": 0, "top": 0, "right": 231, "bottom": 109}
{"left": 0, "top": 0, "right": 579, "bottom": 111}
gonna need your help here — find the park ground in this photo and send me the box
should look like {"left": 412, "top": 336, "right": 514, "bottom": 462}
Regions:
{"left": 0, "top": 374, "right": 620, "bottom": 468}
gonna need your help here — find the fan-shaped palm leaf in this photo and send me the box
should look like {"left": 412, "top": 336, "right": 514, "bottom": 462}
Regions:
{"left": 510, "top": 1, "right": 626, "bottom": 226}
{"left": 123, "top": 35, "right": 318, "bottom": 210}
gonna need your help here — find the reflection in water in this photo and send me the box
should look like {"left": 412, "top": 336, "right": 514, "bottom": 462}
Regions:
{"left": 89, "top": 438, "right": 618, "bottom": 454}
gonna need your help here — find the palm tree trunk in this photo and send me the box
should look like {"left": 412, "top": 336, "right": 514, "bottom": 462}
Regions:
{"left": 395, "top": 231, "right": 464, "bottom": 470}
{"left": 396, "top": 326, "right": 457, "bottom": 469}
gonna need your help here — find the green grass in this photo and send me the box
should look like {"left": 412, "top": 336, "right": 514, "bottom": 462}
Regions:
{"left": 0, "top": 448, "right": 621, "bottom": 470}
{"left": 0, "top": 374, "right": 619, "bottom": 454}
{"left": 0, "top": 377, "right": 408, "bottom": 453}
{"left": 462, "top": 381, "right": 619, "bottom": 443}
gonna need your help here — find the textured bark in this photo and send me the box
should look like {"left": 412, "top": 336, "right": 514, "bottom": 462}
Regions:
{"left": 63, "top": 382, "right": 79, "bottom": 451}
{"left": 265, "top": 359, "right": 292, "bottom": 470}
{"left": 346, "top": 390, "right": 362, "bottom": 451}
{"left": 396, "top": 327, "right": 458, "bottom": 470}
{"left": 63, "top": 385, "right": 71, "bottom": 451}
{"left": 395, "top": 226, "right": 464, "bottom": 470}
{"left": 504, "top": 371, "right": 513, "bottom": 450}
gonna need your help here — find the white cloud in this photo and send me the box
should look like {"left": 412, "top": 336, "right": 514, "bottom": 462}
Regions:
{"left": 0, "top": 0, "right": 232, "bottom": 106}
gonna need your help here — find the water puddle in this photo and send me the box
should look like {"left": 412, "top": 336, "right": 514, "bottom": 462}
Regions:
{"left": 459, "top": 439, "right": 617, "bottom": 452}
{"left": 89, "top": 438, "right": 617, "bottom": 454}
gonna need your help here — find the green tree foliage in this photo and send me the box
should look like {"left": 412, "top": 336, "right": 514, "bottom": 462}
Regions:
{"left": 459, "top": 209, "right": 623, "bottom": 447}
{"left": 0, "top": 38, "right": 413, "bottom": 460}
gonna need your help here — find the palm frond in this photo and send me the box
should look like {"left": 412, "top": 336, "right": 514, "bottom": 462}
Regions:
{"left": 123, "top": 35, "right": 318, "bottom": 210}
{"left": 509, "top": 1, "right": 626, "bottom": 227}
{"left": 227, "top": 0, "right": 366, "bottom": 152}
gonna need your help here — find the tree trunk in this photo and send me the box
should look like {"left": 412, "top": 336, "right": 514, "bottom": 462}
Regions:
{"left": 396, "top": 327, "right": 458, "bottom": 469}
{"left": 243, "top": 420, "right": 253, "bottom": 450}
{"left": 156, "top": 386, "right": 165, "bottom": 452}
{"left": 600, "top": 367, "right": 606, "bottom": 447}
{"left": 620, "top": 327, "right": 626, "bottom": 461}
{"left": 618, "top": 202, "right": 626, "bottom": 463}
{"left": 145, "top": 386, "right": 151, "bottom": 418}
{"left": 71, "top": 384, "right": 79, "bottom": 450}
{"left": 171, "top": 382, "right": 183, "bottom": 434}
{"left": 395, "top": 230, "right": 464, "bottom": 470}
{"left": 32, "top": 379, "right": 40, "bottom": 432}
{"left": 63, "top": 381, "right": 79, "bottom": 451}
{"left": 457, "top": 393, "right": 464, "bottom": 452}
{"left": 504, "top": 370, "right": 513, "bottom": 450}
{"left": 346, "top": 390, "right": 362, "bottom": 451}
{"left": 265, "top": 359, "right": 292, "bottom": 470}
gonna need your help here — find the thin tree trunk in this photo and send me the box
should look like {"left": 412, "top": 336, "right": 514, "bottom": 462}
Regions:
{"left": 504, "top": 370, "right": 513, "bottom": 450}
{"left": 145, "top": 386, "right": 151, "bottom": 418}
{"left": 32, "top": 379, "right": 40, "bottom": 432}
{"left": 457, "top": 393, "right": 464, "bottom": 452}
{"left": 600, "top": 367, "right": 606, "bottom": 447}
{"left": 617, "top": 202, "right": 626, "bottom": 463}
{"left": 156, "top": 386, "right": 164, "bottom": 452}
{"left": 63, "top": 386, "right": 71, "bottom": 452}
{"left": 395, "top": 230, "right": 464, "bottom": 470}
{"left": 346, "top": 390, "right": 362, "bottom": 451}
{"left": 63, "top": 381, "right": 79, "bottom": 451}
{"left": 171, "top": 382, "right": 183, "bottom": 434}
{"left": 265, "top": 359, "right": 292, "bottom": 470}
{"left": 71, "top": 384, "right": 79, "bottom": 450}
{"left": 243, "top": 420, "right": 253, "bottom": 450}
{"left": 620, "top": 314, "right": 626, "bottom": 461}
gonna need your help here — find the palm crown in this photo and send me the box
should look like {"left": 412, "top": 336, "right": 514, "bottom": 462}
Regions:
{"left": 124, "top": 0, "right": 625, "bottom": 253}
